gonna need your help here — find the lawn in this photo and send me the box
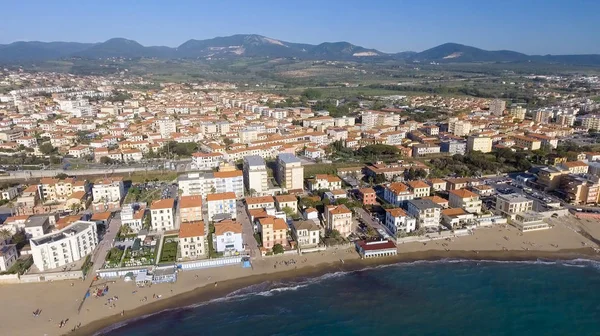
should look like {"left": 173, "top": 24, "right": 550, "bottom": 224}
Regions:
{"left": 104, "top": 247, "right": 125, "bottom": 268}
{"left": 159, "top": 241, "right": 178, "bottom": 263}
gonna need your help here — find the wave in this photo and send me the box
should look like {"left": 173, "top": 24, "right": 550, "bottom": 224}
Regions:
{"left": 97, "top": 257, "right": 600, "bottom": 334}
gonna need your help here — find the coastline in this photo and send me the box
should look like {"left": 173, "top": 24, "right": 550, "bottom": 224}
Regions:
{"left": 70, "top": 247, "right": 599, "bottom": 336}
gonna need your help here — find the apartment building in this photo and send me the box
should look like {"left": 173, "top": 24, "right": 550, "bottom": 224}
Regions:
{"left": 561, "top": 175, "right": 600, "bottom": 205}
{"left": 581, "top": 115, "right": 600, "bottom": 131}
{"left": 178, "top": 170, "right": 244, "bottom": 198}
{"left": 495, "top": 193, "right": 533, "bottom": 219}
{"left": 407, "top": 181, "right": 431, "bottom": 198}
{"left": 92, "top": 177, "right": 125, "bottom": 211}
{"left": 0, "top": 243, "right": 18, "bottom": 272}
{"left": 30, "top": 221, "right": 98, "bottom": 271}
{"left": 150, "top": 198, "right": 176, "bottom": 232}
{"left": 191, "top": 152, "right": 225, "bottom": 169}
{"left": 467, "top": 135, "right": 492, "bottom": 153}
{"left": 384, "top": 208, "right": 417, "bottom": 235}
{"left": 245, "top": 196, "right": 275, "bottom": 210}
{"left": 512, "top": 135, "right": 541, "bottom": 151}
{"left": 489, "top": 99, "right": 506, "bottom": 116}
{"left": 448, "top": 189, "right": 482, "bottom": 214}
{"left": 40, "top": 177, "right": 87, "bottom": 203}
{"left": 179, "top": 220, "right": 206, "bottom": 260}
{"left": 258, "top": 217, "right": 288, "bottom": 250}
{"left": 406, "top": 199, "right": 442, "bottom": 228}
{"left": 412, "top": 143, "right": 441, "bottom": 157}
{"left": 274, "top": 194, "right": 298, "bottom": 214}
{"left": 243, "top": 155, "right": 269, "bottom": 195}
{"left": 276, "top": 153, "right": 304, "bottom": 190}
{"left": 560, "top": 161, "right": 589, "bottom": 175}
{"left": 383, "top": 182, "right": 414, "bottom": 206}
{"left": 324, "top": 205, "right": 353, "bottom": 237}
{"left": 206, "top": 192, "right": 237, "bottom": 222}
{"left": 358, "top": 188, "right": 376, "bottom": 205}
{"left": 447, "top": 118, "right": 472, "bottom": 136}
{"left": 292, "top": 220, "right": 320, "bottom": 249}
{"left": 308, "top": 174, "right": 342, "bottom": 191}
{"left": 121, "top": 204, "right": 146, "bottom": 233}
{"left": 179, "top": 195, "right": 203, "bottom": 223}
{"left": 213, "top": 219, "right": 243, "bottom": 255}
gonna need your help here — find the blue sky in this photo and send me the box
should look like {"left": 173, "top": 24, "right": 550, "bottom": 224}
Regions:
{"left": 1, "top": 0, "right": 598, "bottom": 54}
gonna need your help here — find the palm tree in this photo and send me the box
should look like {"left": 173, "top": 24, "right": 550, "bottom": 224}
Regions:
{"left": 0, "top": 229, "right": 12, "bottom": 243}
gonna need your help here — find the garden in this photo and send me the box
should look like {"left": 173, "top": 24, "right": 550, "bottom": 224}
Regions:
{"left": 158, "top": 236, "right": 178, "bottom": 263}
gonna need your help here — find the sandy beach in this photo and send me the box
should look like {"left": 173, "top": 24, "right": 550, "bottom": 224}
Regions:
{"left": 1, "top": 218, "right": 599, "bottom": 336}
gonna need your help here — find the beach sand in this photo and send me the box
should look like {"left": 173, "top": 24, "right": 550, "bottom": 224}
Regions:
{"left": 1, "top": 218, "right": 599, "bottom": 336}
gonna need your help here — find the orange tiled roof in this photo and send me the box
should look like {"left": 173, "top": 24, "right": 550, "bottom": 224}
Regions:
{"left": 179, "top": 220, "right": 205, "bottom": 238}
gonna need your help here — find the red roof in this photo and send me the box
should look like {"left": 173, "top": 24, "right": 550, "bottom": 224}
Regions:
{"left": 357, "top": 240, "right": 396, "bottom": 251}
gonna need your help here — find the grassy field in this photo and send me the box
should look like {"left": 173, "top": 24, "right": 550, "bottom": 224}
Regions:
{"left": 303, "top": 162, "right": 363, "bottom": 178}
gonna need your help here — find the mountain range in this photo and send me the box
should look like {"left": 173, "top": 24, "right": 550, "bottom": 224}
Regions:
{"left": 1, "top": 34, "right": 600, "bottom": 66}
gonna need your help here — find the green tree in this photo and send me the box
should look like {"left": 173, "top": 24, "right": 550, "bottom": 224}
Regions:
{"left": 301, "top": 88, "right": 322, "bottom": 100}
{"left": 55, "top": 173, "right": 69, "bottom": 179}
{"left": 0, "top": 229, "right": 12, "bottom": 243}
{"left": 100, "top": 156, "right": 114, "bottom": 165}
{"left": 282, "top": 206, "right": 295, "bottom": 217}
{"left": 272, "top": 244, "right": 284, "bottom": 254}
{"left": 39, "top": 143, "right": 56, "bottom": 155}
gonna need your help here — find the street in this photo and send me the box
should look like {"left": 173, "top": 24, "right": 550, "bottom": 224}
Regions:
{"left": 236, "top": 200, "right": 261, "bottom": 259}
{"left": 89, "top": 212, "right": 122, "bottom": 275}
{"left": 355, "top": 207, "right": 392, "bottom": 238}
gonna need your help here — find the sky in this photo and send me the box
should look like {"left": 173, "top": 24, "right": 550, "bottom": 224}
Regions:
{"left": 1, "top": 0, "right": 599, "bottom": 55}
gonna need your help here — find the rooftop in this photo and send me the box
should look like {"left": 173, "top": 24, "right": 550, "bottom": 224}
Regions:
{"left": 244, "top": 155, "right": 266, "bottom": 167}
{"left": 277, "top": 153, "right": 300, "bottom": 164}
{"left": 179, "top": 221, "right": 205, "bottom": 238}
{"left": 31, "top": 221, "right": 95, "bottom": 246}
{"left": 407, "top": 199, "right": 442, "bottom": 210}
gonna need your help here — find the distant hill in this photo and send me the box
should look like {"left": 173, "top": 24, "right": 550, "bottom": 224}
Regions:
{"left": 0, "top": 35, "right": 600, "bottom": 66}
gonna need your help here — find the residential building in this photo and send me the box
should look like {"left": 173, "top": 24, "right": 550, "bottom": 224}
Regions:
{"left": 292, "top": 220, "right": 320, "bottom": 249}
{"left": 427, "top": 179, "right": 447, "bottom": 192}
{"left": 179, "top": 195, "right": 203, "bottom": 223}
{"left": 467, "top": 135, "right": 492, "bottom": 153}
{"left": 258, "top": 217, "right": 288, "bottom": 250}
{"left": 448, "top": 189, "right": 482, "bottom": 214}
{"left": 245, "top": 196, "right": 275, "bottom": 210}
{"left": 324, "top": 204, "right": 353, "bottom": 237}
{"left": 358, "top": 188, "right": 376, "bottom": 205}
{"left": 384, "top": 208, "right": 416, "bottom": 235}
{"left": 440, "top": 140, "right": 467, "bottom": 155}
{"left": 121, "top": 204, "right": 146, "bottom": 233}
{"left": 407, "top": 180, "right": 431, "bottom": 198}
{"left": 447, "top": 118, "right": 472, "bottom": 136}
{"left": 512, "top": 135, "right": 541, "bottom": 151}
{"left": 495, "top": 193, "right": 533, "bottom": 219}
{"left": 243, "top": 155, "right": 269, "bottom": 195}
{"left": 537, "top": 166, "right": 569, "bottom": 191}
{"left": 308, "top": 174, "right": 342, "bottom": 191}
{"left": 276, "top": 153, "right": 304, "bottom": 190}
{"left": 489, "top": 99, "right": 506, "bottom": 116}
{"left": 422, "top": 195, "right": 450, "bottom": 208}
{"left": 179, "top": 221, "right": 206, "bottom": 260}
{"left": 92, "top": 177, "right": 125, "bottom": 212}
{"left": 274, "top": 194, "right": 298, "bottom": 214}
{"left": 406, "top": 199, "right": 442, "bottom": 228}
{"left": 178, "top": 170, "right": 243, "bottom": 198}
{"left": 412, "top": 143, "right": 441, "bottom": 157}
{"left": 561, "top": 175, "right": 600, "bottom": 205}
{"left": 30, "top": 221, "right": 98, "bottom": 271}
{"left": 150, "top": 198, "right": 176, "bottom": 232}
{"left": 191, "top": 152, "right": 225, "bottom": 170}
{"left": 213, "top": 219, "right": 243, "bottom": 255}
{"left": 581, "top": 115, "right": 600, "bottom": 131}
{"left": 441, "top": 208, "right": 475, "bottom": 229}
{"left": 0, "top": 243, "right": 18, "bottom": 272}
{"left": 1, "top": 187, "right": 18, "bottom": 201}
{"left": 206, "top": 192, "right": 237, "bottom": 222}
{"left": 24, "top": 215, "right": 51, "bottom": 238}
{"left": 534, "top": 110, "right": 553, "bottom": 124}
{"left": 560, "top": 161, "right": 589, "bottom": 175}
{"left": 509, "top": 106, "right": 527, "bottom": 120}
{"left": 383, "top": 182, "right": 414, "bottom": 206}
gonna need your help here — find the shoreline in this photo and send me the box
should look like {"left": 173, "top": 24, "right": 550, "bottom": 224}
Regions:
{"left": 70, "top": 247, "right": 599, "bottom": 336}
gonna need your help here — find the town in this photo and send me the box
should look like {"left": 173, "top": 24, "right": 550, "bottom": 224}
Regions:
{"left": 1, "top": 69, "right": 600, "bottom": 334}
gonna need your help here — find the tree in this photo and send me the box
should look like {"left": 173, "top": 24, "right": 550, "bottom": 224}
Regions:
{"left": 0, "top": 229, "right": 11, "bottom": 243}
{"left": 55, "top": 173, "right": 69, "bottom": 179}
{"left": 301, "top": 88, "right": 322, "bottom": 100}
{"left": 223, "top": 138, "right": 233, "bottom": 149}
{"left": 100, "top": 156, "right": 114, "bottom": 165}
{"left": 11, "top": 231, "right": 27, "bottom": 249}
{"left": 328, "top": 229, "right": 341, "bottom": 239}
{"left": 282, "top": 206, "right": 295, "bottom": 217}
{"left": 39, "top": 143, "right": 56, "bottom": 155}
{"left": 373, "top": 174, "right": 387, "bottom": 184}
{"left": 272, "top": 244, "right": 284, "bottom": 254}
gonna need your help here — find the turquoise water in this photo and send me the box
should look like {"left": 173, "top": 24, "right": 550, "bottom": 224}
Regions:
{"left": 100, "top": 259, "right": 600, "bottom": 336}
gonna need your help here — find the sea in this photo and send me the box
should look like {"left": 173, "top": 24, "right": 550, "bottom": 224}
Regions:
{"left": 99, "top": 259, "right": 600, "bottom": 336}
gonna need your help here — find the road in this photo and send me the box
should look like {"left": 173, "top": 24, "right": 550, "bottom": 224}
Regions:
{"left": 355, "top": 207, "right": 392, "bottom": 238}
{"left": 236, "top": 200, "right": 261, "bottom": 259}
{"left": 89, "top": 212, "right": 122, "bottom": 275}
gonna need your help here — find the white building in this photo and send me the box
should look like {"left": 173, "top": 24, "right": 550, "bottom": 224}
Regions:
{"left": 1, "top": 187, "right": 18, "bottom": 200}
{"left": 30, "top": 221, "right": 98, "bottom": 271}
{"left": 213, "top": 219, "right": 243, "bottom": 255}
{"left": 206, "top": 192, "right": 237, "bottom": 222}
{"left": 150, "top": 198, "right": 176, "bottom": 232}
{"left": 243, "top": 155, "right": 269, "bottom": 195}
{"left": 276, "top": 153, "right": 304, "bottom": 190}
{"left": 191, "top": 152, "right": 225, "bottom": 170}
{"left": 384, "top": 208, "right": 417, "bottom": 235}
{"left": 406, "top": 199, "right": 442, "bottom": 228}
{"left": 0, "top": 243, "right": 18, "bottom": 272}
{"left": 92, "top": 177, "right": 125, "bottom": 211}
{"left": 178, "top": 170, "right": 244, "bottom": 198}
